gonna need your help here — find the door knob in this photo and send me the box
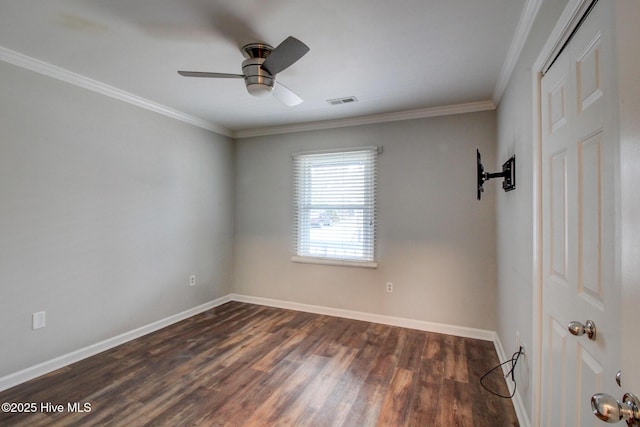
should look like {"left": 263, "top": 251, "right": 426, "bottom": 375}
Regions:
{"left": 591, "top": 392, "right": 640, "bottom": 426}
{"left": 568, "top": 319, "right": 597, "bottom": 340}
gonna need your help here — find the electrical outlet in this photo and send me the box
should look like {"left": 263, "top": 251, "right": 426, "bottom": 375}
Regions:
{"left": 32, "top": 311, "right": 46, "bottom": 330}
{"left": 386, "top": 282, "right": 393, "bottom": 293}
{"left": 189, "top": 275, "right": 196, "bottom": 286}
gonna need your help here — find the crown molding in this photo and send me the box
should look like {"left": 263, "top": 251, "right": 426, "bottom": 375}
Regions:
{"left": 0, "top": 46, "right": 232, "bottom": 137}
{"left": 492, "top": 0, "right": 543, "bottom": 105}
{"left": 233, "top": 100, "right": 496, "bottom": 139}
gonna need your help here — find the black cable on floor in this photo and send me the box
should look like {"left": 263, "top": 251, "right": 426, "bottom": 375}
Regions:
{"left": 480, "top": 346, "right": 524, "bottom": 399}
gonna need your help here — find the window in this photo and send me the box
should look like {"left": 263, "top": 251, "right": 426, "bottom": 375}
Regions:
{"left": 292, "top": 146, "right": 379, "bottom": 267}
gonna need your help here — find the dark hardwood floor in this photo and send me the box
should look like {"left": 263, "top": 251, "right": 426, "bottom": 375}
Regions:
{"left": 0, "top": 302, "right": 519, "bottom": 426}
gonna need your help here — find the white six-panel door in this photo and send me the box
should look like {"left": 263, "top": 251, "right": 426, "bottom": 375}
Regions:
{"left": 540, "top": 2, "right": 621, "bottom": 426}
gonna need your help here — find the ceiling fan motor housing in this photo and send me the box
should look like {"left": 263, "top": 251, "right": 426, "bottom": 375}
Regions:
{"left": 241, "top": 43, "right": 275, "bottom": 97}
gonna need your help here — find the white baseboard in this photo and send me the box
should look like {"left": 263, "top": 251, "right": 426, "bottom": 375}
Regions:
{"left": 230, "top": 293, "right": 497, "bottom": 341}
{"left": 0, "top": 294, "right": 233, "bottom": 392}
{"left": 493, "top": 336, "right": 531, "bottom": 427}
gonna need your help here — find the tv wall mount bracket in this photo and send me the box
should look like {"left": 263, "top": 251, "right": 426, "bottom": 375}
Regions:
{"left": 477, "top": 149, "right": 516, "bottom": 200}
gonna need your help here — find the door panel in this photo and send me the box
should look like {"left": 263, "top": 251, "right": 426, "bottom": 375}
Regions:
{"left": 550, "top": 150, "right": 568, "bottom": 281}
{"left": 549, "top": 78, "right": 568, "bottom": 133}
{"left": 577, "top": 344, "right": 603, "bottom": 427}
{"left": 546, "top": 317, "right": 569, "bottom": 427}
{"left": 577, "top": 131, "right": 603, "bottom": 303}
{"left": 576, "top": 34, "right": 602, "bottom": 112}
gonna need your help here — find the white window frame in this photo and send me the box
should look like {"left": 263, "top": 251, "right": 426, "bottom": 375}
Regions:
{"left": 292, "top": 146, "right": 379, "bottom": 268}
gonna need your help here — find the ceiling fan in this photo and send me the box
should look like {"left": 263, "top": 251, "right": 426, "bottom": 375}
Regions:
{"left": 178, "top": 36, "right": 310, "bottom": 106}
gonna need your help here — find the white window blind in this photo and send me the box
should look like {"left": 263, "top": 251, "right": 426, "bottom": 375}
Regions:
{"left": 293, "top": 146, "right": 378, "bottom": 265}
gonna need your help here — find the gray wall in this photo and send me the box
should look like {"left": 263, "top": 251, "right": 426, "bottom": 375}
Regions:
{"left": 495, "top": 0, "right": 568, "bottom": 419}
{"left": 234, "top": 111, "right": 498, "bottom": 330}
{"left": 0, "top": 61, "right": 235, "bottom": 377}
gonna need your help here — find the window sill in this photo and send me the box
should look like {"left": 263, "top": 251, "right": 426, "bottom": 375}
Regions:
{"left": 291, "top": 256, "right": 378, "bottom": 269}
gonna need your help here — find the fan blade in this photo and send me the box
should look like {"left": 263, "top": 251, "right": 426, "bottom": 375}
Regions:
{"left": 261, "top": 36, "right": 309, "bottom": 75}
{"left": 178, "top": 71, "right": 244, "bottom": 78}
{"left": 273, "top": 82, "right": 303, "bottom": 106}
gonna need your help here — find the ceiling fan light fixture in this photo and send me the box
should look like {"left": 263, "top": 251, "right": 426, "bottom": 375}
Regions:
{"left": 246, "top": 81, "right": 274, "bottom": 97}
{"left": 242, "top": 57, "right": 274, "bottom": 97}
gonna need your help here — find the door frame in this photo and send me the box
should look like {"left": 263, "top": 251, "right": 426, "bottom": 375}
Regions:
{"left": 530, "top": 1, "right": 599, "bottom": 426}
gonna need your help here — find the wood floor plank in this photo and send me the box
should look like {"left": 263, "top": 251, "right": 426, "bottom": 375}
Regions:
{"left": 241, "top": 354, "right": 329, "bottom": 426}
{"left": 307, "top": 369, "right": 365, "bottom": 427}
{"left": 376, "top": 367, "right": 416, "bottom": 427}
{"left": 444, "top": 335, "right": 469, "bottom": 383}
{"left": 277, "top": 346, "right": 358, "bottom": 426}
{"left": 339, "top": 380, "right": 387, "bottom": 427}
{"left": 365, "top": 326, "right": 402, "bottom": 386}
{"left": 251, "top": 329, "right": 306, "bottom": 372}
{"left": 397, "top": 329, "right": 427, "bottom": 372}
{"left": 203, "top": 359, "right": 300, "bottom": 426}
{"left": 0, "top": 302, "right": 519, "bottom": 427}
{"left": 440, "top": 379, "right": 474, "bottom": 427}
{"left": 308, "top": 322, "right": 390, "bottom": 427}
{"left": 408, "top": 379, "right": 442, "bottom": 426}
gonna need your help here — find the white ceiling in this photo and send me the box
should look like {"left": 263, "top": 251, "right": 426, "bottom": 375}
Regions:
{"left": 0, "top": 0, "right": 527, "bottom": 136}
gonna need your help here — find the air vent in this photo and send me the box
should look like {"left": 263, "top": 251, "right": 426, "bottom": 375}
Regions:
{"left": 326, "top": 96, "right": 358, "bottom": 105}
